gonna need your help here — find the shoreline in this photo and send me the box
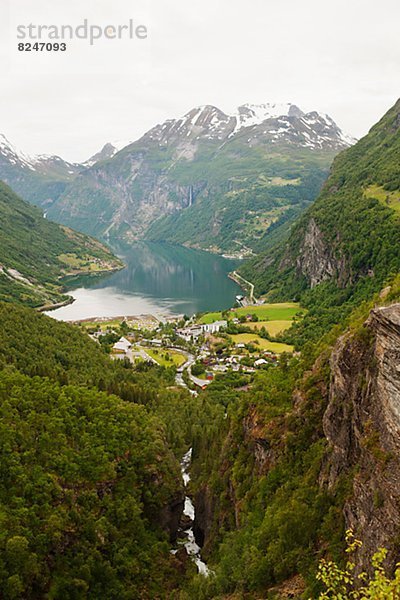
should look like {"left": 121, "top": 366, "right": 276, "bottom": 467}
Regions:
{"left": 146, "top": 239, "right": 252, "bottom": 261}
{"left": 40, "top": 263, "right": 125, "bottom": 314}
{"left": 37, "top": 295, "right": 75, "bottom": 313}
{"left": 40, "top": 245, "right": 246, "bottom": 321}
{"left": 68, "top": 314, "right": 163, "bottom": 324}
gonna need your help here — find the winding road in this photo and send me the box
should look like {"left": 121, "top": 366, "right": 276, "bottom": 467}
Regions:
{"left": 231, "top": 270, "right": 255, "bottom": 303}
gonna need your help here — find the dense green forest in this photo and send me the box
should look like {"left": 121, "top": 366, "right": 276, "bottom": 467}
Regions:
{"left": 0, "top": 182, "right": 121, "bottom": 308}
{"left": 0, "top": 370, "right": 179, "bottom": 599}
{"left": 240, "top": 99, "right": 400, "bottom": 346}
{"left": 0, "top": 302, "right": 202, "bottom": 598}
{"left": 1, "top": 281, "right": 399, "bottom": 598}
{"left": 0, "top": 302, "right": 249, "bottom": 598}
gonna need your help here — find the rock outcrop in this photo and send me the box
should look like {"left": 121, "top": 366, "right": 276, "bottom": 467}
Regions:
{"left": 193, "top": 486, "right": 216, "bottom": 550}
{"left": 296, "top": 219, "right": 337, "bottom": 287}
{"left": 322, "top": 304, "right": 400, "bottom": 574}
{"left": 158, "top": 494, "right": 185, "bottom": 543}
{"left": 289, "top": 218, "right": 350, "bottom": 288}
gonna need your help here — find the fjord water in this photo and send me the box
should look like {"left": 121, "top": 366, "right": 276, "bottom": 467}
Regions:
{"left": 49, "top": 242, "right": 242, "bottom": 320}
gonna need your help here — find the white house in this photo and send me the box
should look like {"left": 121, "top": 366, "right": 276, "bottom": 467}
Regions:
{"left": 254, "top": 358, "right": 268, "bottom": 367}
{"left": 113, "top": 337, "right": 132, "bottom": 353}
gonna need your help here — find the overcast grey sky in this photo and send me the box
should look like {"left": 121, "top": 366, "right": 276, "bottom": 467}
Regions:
{"left": 1, "top": 0, "right": 399, "bottom": 162}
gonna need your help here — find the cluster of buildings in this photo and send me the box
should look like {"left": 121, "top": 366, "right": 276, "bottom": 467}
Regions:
{"left": 193, "top": 351, "right": 278, "bottom": 382}
{"left": 176, "top": 320, "right": 227, "bottom": 342}
{"left": 92, "top": 314, "right": 282, "bottom": 388}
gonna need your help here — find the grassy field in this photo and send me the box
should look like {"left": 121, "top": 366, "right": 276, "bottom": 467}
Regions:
{"left": 246, "top": 320, "right": 293, "bottom": 336}
{"left": 80, "top": 319, "right": 123, "bottom": 332}
{"left": 143, "top": 347, "right": 187, "bottom": 368}
{"left": 230, "top": 333, "right": 293, "bottom": 354}
{"left": 199, "top": 303, "right": 303, "bottom": 324}
{"left": 199, "top": 312, "right": 224, "bottom": 324}
{"left": 364, "top": 184, "right": 400, "bottom": 213}
{"left": 58, "top": 253, "right": 112, "bottom": 272}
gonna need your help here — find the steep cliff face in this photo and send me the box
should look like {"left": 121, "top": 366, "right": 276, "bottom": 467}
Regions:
{"left": 194, "top": 402, "right": 283, "bottom": 551}
{"left": 190, "top": 301, "right": 400, "bottom": 594}
{"left": 286, "top": 217, "right": 350, "bottom": 288}
{"left": 322, "top": 303, "right": 400, "bottom": 574}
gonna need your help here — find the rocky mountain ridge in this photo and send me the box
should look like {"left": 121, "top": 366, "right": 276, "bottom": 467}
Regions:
{"left": 0, "top": 132, "right": 84, "bottom": 209}
{"left": 134, "top": 103, "right": 354, "bottom": 152}
{"left": 0, "top": 133, "right": 82, "bottom": 178}
{"left": 83, "top": 140, "right": 133, "bottom": 167}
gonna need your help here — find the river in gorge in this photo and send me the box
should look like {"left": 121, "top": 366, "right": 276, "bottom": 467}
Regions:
{"left": 171, "top": 448, "right": 210, "bottom": 576}
{"left": 48, "top": 241, "right": 242, "bottom": 321}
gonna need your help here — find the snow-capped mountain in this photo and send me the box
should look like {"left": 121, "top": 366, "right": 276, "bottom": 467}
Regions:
{"left": 141, "top": 103, "right": 355, "bottom": 151}
{"left": 0, "top": 133, "right": 83, "bottom": 208}
{"left": 145, "top": 105, "right": 235, "bottom": 144}
{"left": 49, "top": 102, "right": 355, "bottom": 250}
{"left": 0, "top": 102, "right": 356, "bottom": 253}
{"left": 233, "top": 102, "right": 304, "bottom": 129}
{"left": 0, "top": 133, "right": 37, "bottom": 171}
{"left": 0, "top": 133, "right": 82, "bottom": 175}
{"left": 234, "top": 109, "right": 357, "bottom": 150}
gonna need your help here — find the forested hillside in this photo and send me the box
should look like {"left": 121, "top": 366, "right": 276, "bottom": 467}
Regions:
{"left": 0, "top": 182, "right": 122, "bottom": 307}
{"left": 145, "top": 147, "right": 330, "bottom": 255}
{"left": 240, "top": 98, "right": 400, "bottom": 344}
{"left": 0, "top": 302, "right": 207, "bottom": 598}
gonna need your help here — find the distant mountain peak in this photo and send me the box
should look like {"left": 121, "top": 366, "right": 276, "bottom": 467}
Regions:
{"left": 0, "top": 133, "right": 83, "bottom": 176}
{"left": 0, "top": 132, "right": 36, "bottom": 171}
{"left": 84, "top": 140, "right": 133, "bottom": 167}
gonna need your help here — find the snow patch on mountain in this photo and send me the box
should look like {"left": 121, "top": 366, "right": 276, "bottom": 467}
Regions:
{"left": 232, "top": 102, "right": 302, "bottom": 132}
{"left": 0, "top": 133, "right": 84, "bottom": 175}
{"left": 0, "top": 133, "right": 37, "bottom": 171}
{"left": 145, "top": 103, "right": 356, "bottom": 151}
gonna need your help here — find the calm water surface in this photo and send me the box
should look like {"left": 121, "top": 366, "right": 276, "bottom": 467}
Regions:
{"left": 48, "top": 242, "right": 242, "bottom": 321}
